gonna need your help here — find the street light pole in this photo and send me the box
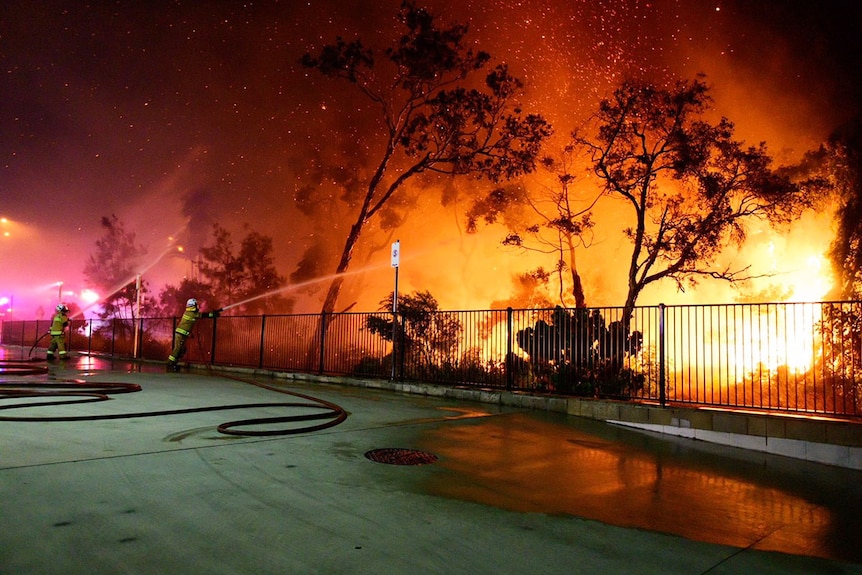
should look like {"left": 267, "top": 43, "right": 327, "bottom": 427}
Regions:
{"left": 133, "top": 274, "right": 142, "bottom": 358}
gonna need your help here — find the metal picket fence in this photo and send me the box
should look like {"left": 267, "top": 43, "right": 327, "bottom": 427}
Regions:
{"left": 3, "top": 301, "right": 861, "bottom": 419}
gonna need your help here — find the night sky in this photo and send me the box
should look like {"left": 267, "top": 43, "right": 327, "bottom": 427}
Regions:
{"left": 2, "top": 0, "right": 861, "bottom": 316}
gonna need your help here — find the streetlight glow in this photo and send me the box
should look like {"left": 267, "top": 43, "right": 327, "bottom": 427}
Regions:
{"left": 81, "top": 289, "right": 100, "bottom": 304}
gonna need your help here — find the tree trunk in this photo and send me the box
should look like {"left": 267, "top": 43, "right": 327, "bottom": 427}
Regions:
{"left": 321, "top": 219, "right": 365, "bottom": 314}
{"left": 622, "top": 274, "right": 643, "bottom": 334}
{"left": 571, "top": 267, "right": 586, "bottom": 308}
{"left": 303, "top": 218, "right": 366, "bottom": 371}
{"left": 566, "top": 240, "right": 587, "bottom": 308}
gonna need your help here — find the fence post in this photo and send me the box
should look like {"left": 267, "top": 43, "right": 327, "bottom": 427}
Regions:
{"left": 318, "top": 311, "right": 327, "bottom": 374}
{"left": 210, "top": 315, "right": 218, "bottom": 365}
{"left": 658, "top": 303, "right": 666, "bottom": 407}
{"left": 110, "top": 319, "right": 116, "bottom": 357}
{"left": 258, "top": 315, "right": 267, "bottom": 369}
{"left": 398, "top": 312, "right": 406, "bottom": 380}
{"left": 390, "top": 310, "right": 397, "bottom": 381}
{"left": 136, "top": 317, "right": 144, "bottom": 359}
{"left": 506, "top": 307, "right": 513, "bottom": 391}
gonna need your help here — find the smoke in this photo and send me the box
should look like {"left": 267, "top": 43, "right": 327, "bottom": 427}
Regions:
{"left": 671, "top": 1, "right": 861, "bottom": 155}
{"left": 181, "top": 187, "right": 217, "bottom": 254}
{"left": 257, "top": 0, "right": 859, "bottom": 311}
{"left": 2, "top": 0, "right": 858, "bottom": 318}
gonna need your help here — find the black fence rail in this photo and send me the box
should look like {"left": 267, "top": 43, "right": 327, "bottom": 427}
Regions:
{"left": 3, "top": 301, "right": 861, "bottom": 419}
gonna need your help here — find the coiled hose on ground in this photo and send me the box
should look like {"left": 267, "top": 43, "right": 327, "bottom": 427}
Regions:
{"left": 0, "top": 358, "right": 348, "bottom": 436}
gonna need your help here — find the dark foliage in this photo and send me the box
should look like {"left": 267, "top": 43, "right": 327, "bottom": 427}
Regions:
{"left": 514, "top": 306, "right": 644, "bottom": 397}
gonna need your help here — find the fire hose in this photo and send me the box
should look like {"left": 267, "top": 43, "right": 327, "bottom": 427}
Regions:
{"left": 0, "top": 358, "right": 49, "bottom": 376}
{"left": 0, "top": 363, "right": 348, "bottom": 436}
{"left": 28, "top": 332, "right": 50, "bottom": 359}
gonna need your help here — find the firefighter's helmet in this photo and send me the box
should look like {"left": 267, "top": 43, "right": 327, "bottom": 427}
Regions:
{"left": 186, "top": 298, "right": 198, "bottom": 308}
{"left": 56, "top": 303, "right": 69, "bottom": 313}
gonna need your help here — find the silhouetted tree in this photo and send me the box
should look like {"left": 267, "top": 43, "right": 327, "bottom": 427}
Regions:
{"left": 157, "top": 279, "right": 214, "bottom": 317}
{"left": 466, "top": 145, "right": 597, "bottom": 307}
{"left": 515, "top": 306, "right": 644, "bottom": 396}
{"left": 194, "top": 223, "right": 291, "bottom": 315}
{"left": 366, "top": 290, "right": 462, "bottom": 373}
{"left": 819, "top": 117, "right": 862, "bottom": 300}
{"left": 816, "top": 302, "right": 862, "bottom": 413}
{"left": 301, "top": 1, "right": 552, "bottom": 314}
{"left": 576, "top": 76, "right": 815, "bottom": 327}
{"left": 784, "top": 120, "right": 862, "bottom": 411}
{"left": 83, "top": 214, "right": 150, "bottom": 320}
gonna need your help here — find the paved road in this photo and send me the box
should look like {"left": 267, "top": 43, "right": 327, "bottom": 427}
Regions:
{"left": 1, "top": 355, "right": 861, "bottom": 574}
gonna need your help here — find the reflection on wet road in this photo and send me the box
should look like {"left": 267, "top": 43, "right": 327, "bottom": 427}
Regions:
{"left": 419, "top": 411, "right": 862, "bottom": 563}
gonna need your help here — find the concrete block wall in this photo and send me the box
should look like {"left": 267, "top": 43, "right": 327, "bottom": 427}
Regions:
{"left": 562, "top": 398, "right": 862, "bottom": 471}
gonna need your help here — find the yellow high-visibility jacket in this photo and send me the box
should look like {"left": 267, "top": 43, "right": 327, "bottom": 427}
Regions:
{"left": 50, "top": 312, "right": 69, "bottom": 336}
{"left": 175, "top": 306, "right": 201, "bottom": 337}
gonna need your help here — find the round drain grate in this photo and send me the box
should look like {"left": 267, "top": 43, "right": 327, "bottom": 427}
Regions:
{"left": 364, "top": 448, "right": 438, "bottom": 466}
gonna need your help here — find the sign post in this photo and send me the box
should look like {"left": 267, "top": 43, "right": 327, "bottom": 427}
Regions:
{"left": 390, "top": 240, "right": 400, "bottom": 381}
{"left": 133, "top": 274, "right": 142, "bottom": 359}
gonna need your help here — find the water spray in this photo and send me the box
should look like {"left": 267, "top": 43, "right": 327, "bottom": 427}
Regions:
{"left": 219, "top": 261, "right": 393, "bottom": 312}
{"left": 68, "top": 225, "right": 189, "bottom": 321}
{"left": 70, "top": 273, "right": 141, "bottom": 320}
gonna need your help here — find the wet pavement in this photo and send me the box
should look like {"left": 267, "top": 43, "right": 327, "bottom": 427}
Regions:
{"left": 1, "top": 352, "right": 861, "bottom": 574}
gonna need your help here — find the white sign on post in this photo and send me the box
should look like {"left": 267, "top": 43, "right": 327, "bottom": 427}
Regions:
{"left": 391, "top": 240, "right": 400, "bottom": 268}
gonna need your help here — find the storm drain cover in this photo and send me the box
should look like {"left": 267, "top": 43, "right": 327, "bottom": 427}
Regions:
{"left": 364, "top": 448, "right": 438, "bottom": 466}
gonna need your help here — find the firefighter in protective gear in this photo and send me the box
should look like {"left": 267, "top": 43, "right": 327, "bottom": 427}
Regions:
{"left": 167, "top": 298, "right": 220, "bottom": 371}
{"left": 47, "top": 303, "right": 70, "bottom": 360}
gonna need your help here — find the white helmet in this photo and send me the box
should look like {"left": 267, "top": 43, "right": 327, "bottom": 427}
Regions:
{"left": 186, "top": 298, "right": 198, "bottom": 308}
{"left": 56, "top": 303, "right": 69, "bottom": 313}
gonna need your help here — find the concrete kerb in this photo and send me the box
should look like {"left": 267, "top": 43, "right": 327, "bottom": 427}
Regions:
{"left": 190, "top": 362, "right": 862, "bottom": 470}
